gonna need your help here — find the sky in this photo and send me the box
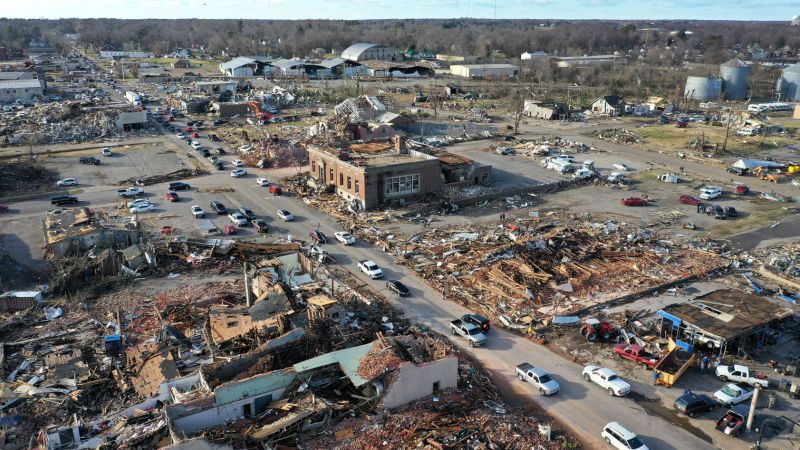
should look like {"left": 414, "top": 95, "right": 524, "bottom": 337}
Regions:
{"left": 4, "top": 0, "right": 799, "bottom": 21}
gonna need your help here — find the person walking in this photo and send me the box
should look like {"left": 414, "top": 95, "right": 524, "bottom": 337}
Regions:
{"left": 702, "top": 355, "right": 710, "bottom": 374}
{"left": 652, "top": 369, "right": 659, "bottom": 386}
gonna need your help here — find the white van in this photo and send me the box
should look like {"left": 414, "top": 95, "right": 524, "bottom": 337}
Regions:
{"left": 736, "top": 127, "right": 757, "bottom": 136}
{"left": 699, "top": 186, "right": 722, "bottom": 200}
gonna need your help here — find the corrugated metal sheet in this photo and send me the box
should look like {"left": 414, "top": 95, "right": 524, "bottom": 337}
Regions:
{"left": 293, "top": 342, "right": 373, "bottom": 387}
{"left": 214, "top": 368, "right": 297, "bottom": 405}
{"left": 0, "top": 79, "right": 44, "bottom": 90}
{"left": 341, "top": 43, "right": 380, "bottom": 61}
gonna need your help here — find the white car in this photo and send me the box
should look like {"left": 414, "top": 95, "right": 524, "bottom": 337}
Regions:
{"left": 129, "top": 204, "right": 154, "bottom": 213}
{"left": 57, "top": 178, "right": 77, "bottom": 186}
{"left": 713, "top": 383, "right": 754, "bottom": 406}
{"left": 792, "top": 178, "right": 800, "bottom": 188}
{"left": 238, "top": 145, "right": 252, "bottom": 153}
{"left": 232, "top": 159, "right": 244, "bottom": 167}
{"left": 176, "top": 133, "right": 186, "bottom": 139}
{"left": 277, "top": 209, "right": 294, "bottom": 221}
{"left": 256, "top": 177, "right": 270, "bottom": 186}
{"left": 190, "top": 205, "right": 205, "bottom": 218}
{"left": 228, "top": 212, "right": 248, "bottom": 226}
{"left": 582, "top": 366, "right": 631, "bottom": 397}
{"left": 310, "top": 245, "right": 327, "bottom": 256}
{"left": 612, "top": 163, "right": 630, "bottom": 171}
{"left": 230, "top": 168, "right": 247, "bottom": 177}
{"left": 334, "top": 231, "right": 355, "bottom": 245}
{"left": 358, "top": 260, "right": 384, "bottom": 279}
{"left": 101, "top": 147, "right": 112, "bottom": 156}
{"left": 601, "top": 422, "right": 649, "bottom": 450}
{"left": 130, "top": 198, "right": 153, "bottom": 207}
{"left": 190, "top": 141, "right": 202, "bottom": 149}
{"left": 699, "top": 185, "right": 722, "bottom": 200}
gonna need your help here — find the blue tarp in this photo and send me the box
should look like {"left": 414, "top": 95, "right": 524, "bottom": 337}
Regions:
{"left": 657, "top": 310, "right": 682, "bottom": 326}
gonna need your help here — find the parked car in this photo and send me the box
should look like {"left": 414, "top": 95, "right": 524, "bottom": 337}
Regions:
{"left": 79, "top": 156, "right": 101, "bottom": 165}
{"left": 716, "top": 364, "right": 768, "bottom": 388}
{"left": 711, "top": 205, "right": 726, "bottom": 220}
{"left": 256, "top": 177, "right": 270, "bottom": 186}
{"left": 216, "top": 147, "right": 226, "bottom": 155}
{"left": 613, "top": 163, "right": 630, "bottom": 171}
{"left": 215, "top": 161, "right": 224, "bottom": 170}
{"left": 601, "top": 422, "right": 649, "bottom": 450}
{"left": 674, "top": 392, "right": 716, "bottom": 417}
{"left": 238, "top": 145, "right": 252, "bottom": 153}
{"left": 101, "top": 147, "right": 112, "bottom": 156}
{"left": 583, "top": 366, "right": 631, "bottom": 397}
{"left": 129, "top": 204, "right": 154, "bottom": 213}
{"left": 515, "top": 363, "right": 560, "bottom": 396}
{"left": 358, "top": 260, "right": 383, "bottom": 279}
{"left": 190, "top": 205, "right": 205, "bottom": 218}
{"left": 461, "top": 313, "right": 490, "bottom": 333}
{"left": 613, "top": 343, "right": 659, "bottom": 368}
{"left": 165, "top": 191, "right": 179, "bottom": 202}
{"left": 277, "top": 209, "right": 294, "bottom": 221}
{"left": 190, "top": 141, "right": 201, "bottom": 149}
{"left": 0, "top": 204, "right": 9, "bottom": 213}
{"left": 713, "top": 383, "right": 754, "bottom": 406}
{"left": 724, "top": 206, "right": 738, "bottom": 217}
{"left": 268, "top": 185, "right": 283, "bottom": 196}
{"left": 210, "top": 200, "right": 227, "bottom": 214}
{"left": 228, "top": 212, "right": 248, "bottom": 226}
{"left": 734, "top": 184, "right": 750, "bottom": 195}
{"left": 620, "top": 197, "right": 649, "bottom": 206}
{"left": 699, "top": 186, "right": 722, "bottom": 200}
{"left": 334, "top": 231, "right": 355, "bottom": 245}
{"left": 236, "top": 207, "right": 256, "bottom": 221}
{"left": 169, "top": 182, "right": 190, "bottom": 191}
{"left": 716, "top": 404, "right": 749, "bottom": 437}
{"left": 386, "top": 280, "right": 410, "bottom": 297}
{"left": 232, "top": 159, "right": 244, "bottom": 167}
{"left": 117, "top": 187, "right": 144, "bottom": 198}
{"left": 230, "top": 168, "right": 247, "bottom": 177}
{"left": 50, "top": 195, "right": 79, "bottom": 205}
{"left": 252, "top": 219, "right": 269, "bottom": 233}
{"left": 678, "top": 195, "right": 701, "bottom": 205}
{"left": 208, "top": 155, "right": 219, "bottom": 163}
{"left": 309, "top": 230, "right": 328, "bottom": 244}
{"left": 57, "top": 178, "right": 77, "bottom": 186}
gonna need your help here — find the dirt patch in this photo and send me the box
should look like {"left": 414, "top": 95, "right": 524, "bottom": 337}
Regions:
{"left": 0, "top": 158, "right": 57, "bottom": 197}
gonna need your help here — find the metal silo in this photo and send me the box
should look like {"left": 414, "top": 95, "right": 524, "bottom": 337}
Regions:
{"left": 777, "top": 64, "right": 800, "bottom": 101}
{"left": 684, "top": 76, "right": 722, "bottom": 101}
{"left": 720, "top": 59, "right": 750, "bottom": 100}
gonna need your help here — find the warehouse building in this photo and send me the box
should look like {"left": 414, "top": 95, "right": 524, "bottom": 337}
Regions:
{"left": 341, "top": 43, "right": 403, "bottom": 62}
{"left": 218, "top": 56, "right": 274, "bottom": 77}
{"left": 0, "top": 78, "right": 45, "bottom": 102}
{"left": 450, "top": 64, "right": 518, "bottom": 78}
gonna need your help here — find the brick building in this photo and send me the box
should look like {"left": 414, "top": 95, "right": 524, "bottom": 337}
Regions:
{"left": 307, "top": 137, "right": 491, "bottom": 210}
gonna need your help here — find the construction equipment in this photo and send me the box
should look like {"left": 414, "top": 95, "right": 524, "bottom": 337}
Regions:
{"left": 753, "top": 166, "right": 783, "bottom": 183}
{"left": 579, "top": 318, "right": 618, "bottom": 342}
{"left": 247, "top": 101, "right": 273, "bottom": 124}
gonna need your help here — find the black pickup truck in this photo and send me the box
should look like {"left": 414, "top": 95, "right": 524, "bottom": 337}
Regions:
{"left": 462, "top": 314, "right": 491, "bottom": 333}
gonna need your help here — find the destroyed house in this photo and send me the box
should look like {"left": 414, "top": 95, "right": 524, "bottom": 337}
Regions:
{"left": 523, "top": 101, "right": 569, "bottom": 120}
{"left": 307, "top": 294, "right": 345, "bottom": 325}
{"left": 127, "top": 342, "right": 180, "bottom": 397}
{"left": 166, "top": 368, "right": 298, "bottom": 435}
{"left": 358, "top": 60, "right": 434, "bottom": 78}
{"left": 43, "top": 208, "right": 140, "bottom": 258}
{"left": 437, "top": 152, "right": 492, "bottom": 187}
{"left": 218, "top": 56, "right": 274, "bottom": 77}
{"left": 657, "top": 289, "right": 792, "bottom": 357}
{"left": 208, "top": 299, "right": 291, "bottom": 345}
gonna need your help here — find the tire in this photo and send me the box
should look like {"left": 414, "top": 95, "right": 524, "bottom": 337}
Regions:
{"left": 580, "top": 327, "right": 588, "bottom": 336}
{"left": 608, "top": 388, "right": 615, "bottom": 397}
{"left": 584, "top": 374, "right": 590, "bottom": 382}
{"left": 470, "top": 341, "right": 476, "bottom": 348}
{"left": 539, "top": 388, "right": 546, "bottom": 396}
{"left": 451, "top": 328, "right": 457, "bottom": 335}
{"left": 642, "top": 363, "right": 650, "bottom": 370}
{"left": 719, "top": 375, "right": 728, "bottom": 382}
{"left": 602, "top": 332, "right": 612, "bottom": 340}
{"left": 586, "top": 332, "right": 598, "bottom": 342}
{"left": 518, "top": 374, "right": 524, "bottom": 381}
{"left": 604, "top": 437, "right": 611, "bottom": 444}
{"left": 688, "top": 411, "right": 697, "bottom": 418}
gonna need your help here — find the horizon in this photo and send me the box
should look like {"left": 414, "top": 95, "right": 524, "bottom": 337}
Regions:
{"left": 5, "top": 0, "right": 799, "bottom": 22}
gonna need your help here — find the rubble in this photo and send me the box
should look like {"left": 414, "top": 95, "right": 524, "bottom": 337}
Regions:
{"left": 0, "top": 102, "right": 124, "bottom": 145}
{"left": 593, "top": 128, "right": 641, "bottom": 144}
{"left": 117, "top": 167, "right": 209, "bottom": 186}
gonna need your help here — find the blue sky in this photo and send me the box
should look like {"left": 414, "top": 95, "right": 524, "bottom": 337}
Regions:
{"left": 5, "top": 0, "right": 798, "bottom": 21}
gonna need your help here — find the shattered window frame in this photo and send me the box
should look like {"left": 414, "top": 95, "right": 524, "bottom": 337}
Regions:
{"left": 384, "top": 173, "right": 420, "bottom": 197}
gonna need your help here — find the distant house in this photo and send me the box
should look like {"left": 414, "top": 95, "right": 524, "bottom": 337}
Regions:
{"left": 171, "top": 49, "right": 191, "bottom": 58}
{"left": 520, "top": 51, "right": 549, "bottom": 61}
{"left": 591, "top": 96, "right": 627, "bottom": 116}
{"left": 172, "top": 59, "right": 191, "bottom": 69}
{"left": 99, "top": 50, "right": 152, "bottom": 59}
{"left": 0, "top": 78, "right": 46, "bottom": 102}
{"left": 450, "top": 64, "right": 519, "bottom": 78}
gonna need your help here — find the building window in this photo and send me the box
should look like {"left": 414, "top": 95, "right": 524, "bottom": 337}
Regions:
{"left": 339, "top": 173, "right": 344, "bottom": 185}
{"left": 347, "top": 176, "right": 352, "bottom": 189}
{"left": 311, "top": 161, "right": 316, "bottom": 173}
{"left": 329, "top": 168, "right": 334, "bottom": 181}
{"left": 355, "top": 180, "right": 360, "bottom": 193}
{"left": 384, "top": 174, "right": 420, "bottom": 197}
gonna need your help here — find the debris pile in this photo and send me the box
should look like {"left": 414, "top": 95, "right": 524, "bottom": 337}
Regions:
{"left": 117, "top": 167, "right": 209, "bottom": 186}
{"left": 0, "top": 102, "right": 121, "bottom": 145}
{"left": 593, "top": 128, "right": 641, "bottom": 144}
{"left": 0, "top": 158, "right": 56, "bottom": 196}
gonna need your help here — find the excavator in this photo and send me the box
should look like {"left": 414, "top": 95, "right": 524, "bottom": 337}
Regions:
{"left": 247, "top": 101, "right": 273, "bottom": 124}
{"left": 753, "top": 166, "right": 783, "bottom": 183}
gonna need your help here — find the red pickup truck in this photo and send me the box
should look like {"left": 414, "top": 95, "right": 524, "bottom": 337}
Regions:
{"left": 614, "top": 343, "right": 660, "bottom": 369}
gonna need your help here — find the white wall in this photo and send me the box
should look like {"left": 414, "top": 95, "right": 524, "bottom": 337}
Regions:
{"left": 382, "top": 357, "right": 458, "bottom": 409}
{"left": 171, "top": 386, "right": 288, "bottom": 436}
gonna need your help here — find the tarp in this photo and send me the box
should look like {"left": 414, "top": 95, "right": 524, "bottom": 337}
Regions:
{"left": 732, "top": 159, "right": 785, "bottom": 170}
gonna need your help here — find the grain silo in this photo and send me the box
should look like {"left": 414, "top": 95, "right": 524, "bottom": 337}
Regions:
{"left": 720, "top": 59, "right": 750, "bottom": 100}
{"left": 777, "top": 63, "right": 800, "bottom": 101}
{"left": 684, "top": 76, "right": 722, "bottom": 101}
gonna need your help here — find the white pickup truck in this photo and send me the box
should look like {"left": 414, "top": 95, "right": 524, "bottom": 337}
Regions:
{"left": 516, "top": 363, "right": 560, "bottom": 395}
{"left": 583, "top": 366, "right": 631, "bottom": 397}
{"left": 450, "top": 319, "right": 487, "bottom": 347}
{"left": 117, "top": 187, "right": 144, "bottom": 198}
{"left": 716, "top": 364, "right": 769, "bottom": 388}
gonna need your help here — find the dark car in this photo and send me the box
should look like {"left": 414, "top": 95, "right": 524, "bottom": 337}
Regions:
{"left": 200, "top": 149, "right": 211, "bottom": 157}
{"left": 210, "top": 200, "right": 227, "bottom": 214}
{"left": 169, "top": 182, "right": 191, "bottom": 191}
{"left": 209, "top": 134, "right": 220, "bottom": 141}
{"left": 725, "top": 206, "right": 738, "bottom": 217}
{"left": 214, "top": 161, "right": 225, "bottom": 170}
{"left": 237, "top": 207, "right": 256, "bottom": 221}
{"left": 504, "top": 135, "right": 516, "bottom": 141}
{"left": 659, "top": 115, "right": 670, "bottom": 124}
{"left": 386, "top": 280, "right": 410, "bottom": 297}
{"left": 79, "top": 156, "right": 101, "bottom": 165}
{"left": 462, "top": 313, "right": 490, "bottom": 333}
{"left": 216, "top": 147, "right": 226, "bottom": 155}
{"left": 712, "top": 205, "right": 726, "bottom": 220}
{"left": 252, "top": 219, "right": 269, "bottom": 233}
{"left": 309, "top": 230, "right": 328, "bottom": 244}
{"left": 213, "top": 119, "right": 227, "bottom": 125}
{"left": 674, "top": 392, "right": 716, "bottom": 417}
{"left": 50, "top": 195, "right": 79, "bottom": 205}
{"left": 727, "top": 166, "right": 748, "bottom": 176}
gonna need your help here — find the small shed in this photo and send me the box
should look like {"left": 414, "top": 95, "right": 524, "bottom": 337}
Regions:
{"left": 0, "top": 291, "right": 43, "bottom": 312}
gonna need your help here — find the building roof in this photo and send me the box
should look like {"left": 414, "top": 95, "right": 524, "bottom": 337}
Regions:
{"left": 452, "top": 63, "right": 519, "bottom": 69}
{"left": 310, "top": 144, "right": 433, "bottom": 169}
{"left": 293, "top": 342, "right": 374, "bottom": 387}
{"left": 0, "top": 72, "right": 33, "bottom": 81}
{"left": 219, "top": 56, "right": 272, "bottom": 71}
{"left": 597, "top": 95, "right": 625, "bottom": 107}
{"left": 214, "top": 368, "right": 297, "bottom": 405}
{"left": 721, "top": 58, "right": 748, "bottom": 68}
{"left": 44, "top": 207, "right": 97, "bottom": 245}
{"left": 307, "top": 294, "right": 338, "bottom": 308}
{"left": 784, "top": 63, "right": 800, "bottom": 74}
{"left": 437, "top": 153, "right": 474, "bottom": 166}
{"left": 319, "top": 57, "right": 346, "bottom": 69}
{"left": 659, "top": 289, "right": 790, "bottom": 339}
{"left": 341, "top": 43, "right": 382, "bottom": 61}
{"left": 0, "top": 79, "right": 44, "bottom": 90}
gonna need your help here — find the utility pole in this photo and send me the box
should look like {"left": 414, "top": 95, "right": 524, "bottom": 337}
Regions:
{"left": 746, "top": 385, "right": 760, "bottom": 432}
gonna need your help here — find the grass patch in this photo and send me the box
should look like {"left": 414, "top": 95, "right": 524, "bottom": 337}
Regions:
{"left": 635, "top": 124, "right": 800, "bottom": 155}
{"left": 706, "top": 206, "right": 791, "bottom": 238}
